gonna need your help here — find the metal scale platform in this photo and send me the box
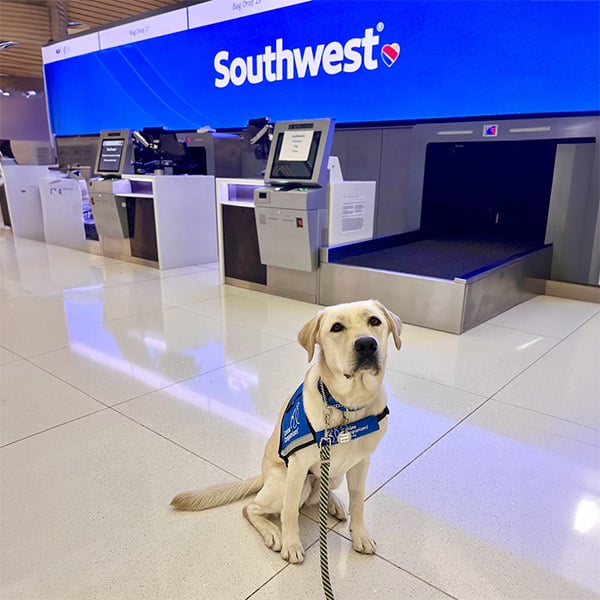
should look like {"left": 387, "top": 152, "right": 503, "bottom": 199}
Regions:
{"left": 319, "top": 230, "right": 552, "bottom": 334}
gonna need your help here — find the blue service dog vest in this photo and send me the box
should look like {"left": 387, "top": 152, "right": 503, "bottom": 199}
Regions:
{"left": 278, "top": 382, "right": 389, "bottom": 465}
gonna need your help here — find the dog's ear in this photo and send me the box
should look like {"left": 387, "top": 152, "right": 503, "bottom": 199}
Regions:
{"left": 298, "top": 312, "right": 322, "bottom": 361}
{"left": 373, "top": 300, "right": 402, "bottom": 350}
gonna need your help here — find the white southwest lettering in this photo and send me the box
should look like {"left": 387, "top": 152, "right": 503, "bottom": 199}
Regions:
{"left": 214, "top": 28, "right": 380, "bottom": 88}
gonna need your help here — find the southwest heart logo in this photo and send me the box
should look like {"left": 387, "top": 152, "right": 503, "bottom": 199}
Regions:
{"left": 381, "top": 43, "right": 400, "bottom": 67}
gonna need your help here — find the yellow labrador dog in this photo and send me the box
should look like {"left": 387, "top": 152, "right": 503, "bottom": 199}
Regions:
{"left": 171, "top": 299, "right": 402, "bottom": 564}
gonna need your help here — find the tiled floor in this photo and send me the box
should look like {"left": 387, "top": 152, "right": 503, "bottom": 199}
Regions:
{"left": 1, "top": 231, "right": 599, "bottom": 600}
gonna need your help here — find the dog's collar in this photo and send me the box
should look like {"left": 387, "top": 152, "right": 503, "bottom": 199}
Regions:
{"left": 318, "top": 379, "right": 367, "bottom": 412}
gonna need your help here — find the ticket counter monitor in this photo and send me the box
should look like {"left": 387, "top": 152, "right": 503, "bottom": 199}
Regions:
{"left": 88, "top": 130, "right": 134, "bottom": 239}
{"left": 254, "top": 118, "right": 335, "bottom": 272}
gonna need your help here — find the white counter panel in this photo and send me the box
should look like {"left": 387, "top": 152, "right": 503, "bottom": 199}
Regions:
{"left": 123, "top": 174, "right": 217, "bottom": 269}
{"left": 39, "top": 176, "right": 88, "bottom": 251}
{"left": 1, "top": 164, "right": 52, "bottom": 241}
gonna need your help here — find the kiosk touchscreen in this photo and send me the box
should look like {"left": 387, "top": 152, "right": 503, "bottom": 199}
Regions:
{"left": 89, "top": 130, "right": 134, "bottom": 239}
{"left": 254, "top": 119, "right": 335, "bottom": 272}
{"left": 264, "top": 118, "right": 333, "bottom": 188}
{"left": 94, "top": 130, "right": 133, "bottom": 177}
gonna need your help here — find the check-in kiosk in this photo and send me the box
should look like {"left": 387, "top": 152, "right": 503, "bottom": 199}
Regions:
{"left": 38, "top": 134, "right": 100, "bottom": 251}
{"left": 88, "top": 130, "right": 134, "bottom": 238}
{"left": 254, "top": 118, "right": 335, "bottom": 272}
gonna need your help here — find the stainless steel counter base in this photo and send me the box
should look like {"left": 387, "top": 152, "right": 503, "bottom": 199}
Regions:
{"left": 319, "top": 245, "right": 552, "bottom": 334}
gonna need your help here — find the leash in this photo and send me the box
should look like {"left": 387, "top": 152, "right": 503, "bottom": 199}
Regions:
{"left": 319, "top": 436, "right": 335, "bottom": 600}
{"left": 318, "top": 381, "right": 336, "bottom": 600}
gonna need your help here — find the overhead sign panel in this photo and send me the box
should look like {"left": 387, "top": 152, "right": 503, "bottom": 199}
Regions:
{"left": 98, "top": 8, "right": 188, "bottom": 50}
{"left": 188, "top": 0, "right": 311, "bottom": 29}
{"left": 42, "top": 32, "right": 100, "bottom": 63}
{"left": 43, "top": 0, "right": 600, "bottom": 135}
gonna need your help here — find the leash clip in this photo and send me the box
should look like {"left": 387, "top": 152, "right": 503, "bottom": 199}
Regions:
{"left": 318, "top": 436, "right": 331, "bottom": 450}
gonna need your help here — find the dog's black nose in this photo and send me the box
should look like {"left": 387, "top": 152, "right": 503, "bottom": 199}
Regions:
{"left": 354, "top": 336, "right": 378, "bottom": 357}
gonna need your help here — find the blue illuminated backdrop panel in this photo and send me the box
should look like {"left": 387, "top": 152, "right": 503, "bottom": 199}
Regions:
{"left": 43, "top": 0, "right": 600, "bottom": 135}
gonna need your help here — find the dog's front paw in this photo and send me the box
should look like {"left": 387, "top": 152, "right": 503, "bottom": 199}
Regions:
{"left": 264, "top": 528, "right": 282, "bottom": 552}
{"left": 328, "top": 492, "right": 347, "bottom": 521}
{"left": 351, "top": 529, "right": 376, "bottom": 554}
{"left": 281, "top": 541, "right": 305, "bottom": 564}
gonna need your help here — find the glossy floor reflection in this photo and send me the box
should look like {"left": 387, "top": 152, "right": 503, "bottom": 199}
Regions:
{"left": 1, "top": 233, "right": 599, "bottom": 600}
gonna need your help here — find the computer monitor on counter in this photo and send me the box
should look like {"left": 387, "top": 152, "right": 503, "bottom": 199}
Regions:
{"left": 94, "top": 130, "right": 133, "bottom": 177}
{"left": 265, "top": 118, "right": 335, "bottom": 188}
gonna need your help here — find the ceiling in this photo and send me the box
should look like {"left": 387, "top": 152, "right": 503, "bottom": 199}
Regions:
{"left": 0, "top": 0, "right": 183, "bottom": 82}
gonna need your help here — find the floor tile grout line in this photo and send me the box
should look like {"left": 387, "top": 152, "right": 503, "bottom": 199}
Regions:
{"left": 107, "top": 340, "right": 300, "bottom": 411}
{"left": 2, "top": 335, "right": 294, "bottom": 452}
{"left": 0, "top": 342, "right": 27, "bottom": 364}
{"left": 0, "top": 385, "right": 243, "bottom": 484}
{"left": 482, "top": 309, "right": 600, "bottom": 408}
{"left": 492, "top": 397, "right": 600, "bottom": 434}
{"left": 484, "top": 301, "right": 600, "bottom": 338}
{"left": 366, "top": 548, "right": 459, "bottom": 599}
{"left": 2, "top": 261, "right": 305, "bottom": 355}
{"left": 567, "top": 309, "right": 600, "bottom": 333}
{"left": 372, "top": 552, "right": 459, "bottom": 600}
{"left": 385, "top": 334, "right": 563, "bottom": 399}
{"left": 16, "top": 332, "right": 296, "bottom": 421}
{"left": 243, "top": 563, "right": 292, "bottom": 599}
{"left": 75, "top": 264, "right": 215, "bottom": 293}
{"left": 169, "top": 303, "right": 305, "bottom": 344}
{"left": 297, "top": 532, "right": 458, "bottom": 600}
{"left": 109, "top": 405, "right": 245, "bottom": 483}
{"left": 371, "top": 332, "right": 562, "bottom": 494}
{"left": 0, "top": 407, "right": 110, "bottom": 449}
{"left": 383, "top": 365, "right": 489, "bottom": 400}
{"left": 18, "top": 355, "right": 116, "bottom": 408}
{"left": 9, "top": 301, "right": 299, "bottom": 363}
{"left": 3, "top": 345, "right": 243, "bottom": 452}
{"left": 392, "top": 317, "right": 573, "bottom": 410}
{"left": 365, "top": 309, "right": 599, "bottom": 500}
{"left": 484, "top": 320, "right": 564, "bottom": 339}
{"left": 0, "top": 352, "right": 118, "bottom": 449}
{"left": 364, "top": 394, "right": 493, "bottom": 501}
{"left": 388, "top": 306, "right": 599, "bottom": 401}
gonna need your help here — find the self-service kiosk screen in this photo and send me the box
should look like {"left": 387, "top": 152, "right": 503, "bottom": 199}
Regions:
{"left": 269, "top": 129, "right": 322, "bottom": 180}
{"left": 97, "top": 139, "right": 125, "bottom": 173}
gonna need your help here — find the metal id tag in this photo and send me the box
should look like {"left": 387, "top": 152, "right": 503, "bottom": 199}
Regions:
{"left": 338, "top": 430, "right": 352, "bottom": 444}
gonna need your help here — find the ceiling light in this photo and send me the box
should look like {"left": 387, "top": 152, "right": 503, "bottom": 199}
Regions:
{"left": 22, "top": 90, "right": 37, "bottom": 98}
{"left": 0, "top": 89, "right": 10, "bottom": 96}
{"left": 0, "top": 41, "right": 20, "bottom": 51}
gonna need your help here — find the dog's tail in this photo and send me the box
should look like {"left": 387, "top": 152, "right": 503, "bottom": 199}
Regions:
{"left": 170, "top": 475, "right": 263, "bottom": 511}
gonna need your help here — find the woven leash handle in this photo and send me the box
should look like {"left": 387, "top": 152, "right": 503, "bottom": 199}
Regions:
{"left": 319, "top": 440, "right": 335, "bottom": 600}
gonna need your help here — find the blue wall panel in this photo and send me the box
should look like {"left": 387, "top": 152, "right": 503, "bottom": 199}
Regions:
{"left": 44, "top": 1, "right": 600, "bottom": 135}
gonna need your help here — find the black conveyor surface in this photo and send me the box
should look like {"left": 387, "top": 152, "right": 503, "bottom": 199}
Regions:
{"left": 336, "top": 233, "right": 545, "bottom": 280}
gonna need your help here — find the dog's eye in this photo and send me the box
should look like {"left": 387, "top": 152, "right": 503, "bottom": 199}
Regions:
{"left": 330, "top": 322, "right": 345, "bottom": 332}
{"left": 368, "top": 316, "right": 382, "bottom": 327}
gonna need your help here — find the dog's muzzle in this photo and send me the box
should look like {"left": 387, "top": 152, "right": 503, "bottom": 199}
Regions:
{"left": 351, "top": 336, "right": 380, "bottom": 374}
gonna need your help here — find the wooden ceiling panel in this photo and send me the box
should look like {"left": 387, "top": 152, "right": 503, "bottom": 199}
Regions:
{"left": 0, "top": 1, "right": 50, "bottom": 78}
{"left": 67, "top": 0, "right": 181, "bottom": 29}
{"left": 0, "top": 0, "right": 182, "bottom": 80}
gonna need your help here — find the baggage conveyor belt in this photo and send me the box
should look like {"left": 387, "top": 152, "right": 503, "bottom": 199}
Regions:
{"left": 318, "top": 230, "right": 553, "bottom": 334}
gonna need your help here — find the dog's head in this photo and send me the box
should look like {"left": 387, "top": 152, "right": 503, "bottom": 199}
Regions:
{"left": 298, "top": 300, "right": 402, "bottom": 397}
